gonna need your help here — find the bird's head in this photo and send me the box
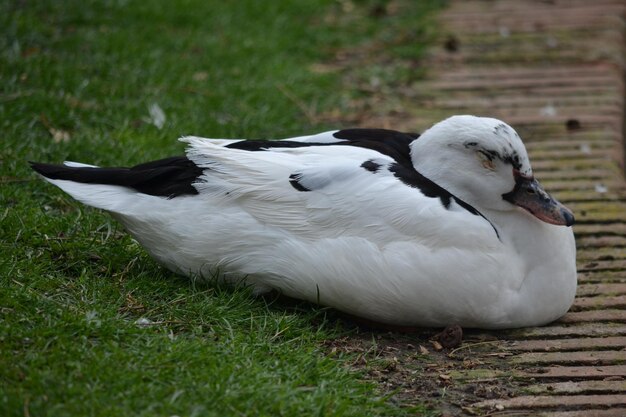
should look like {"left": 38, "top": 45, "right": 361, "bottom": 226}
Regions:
{"left": 411, "top": 115, "right": 574, "bottom": 226}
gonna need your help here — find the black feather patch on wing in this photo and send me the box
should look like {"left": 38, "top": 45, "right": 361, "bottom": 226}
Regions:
{"left": 389, "top": 163, "right": 452, "bottom": 208}
{"left": 332, "top": 129, "right": 419, "bottom": 169}
{"left": 30, "top": 157, "right": 203, "bottom": 198}
{"left": 227, "top": 129, "right": 420, "bottom": 170}
{"left": 227, "top": 140, "right": 335, "bottom": 151}
{"left": 361, "top": 160, "right": 382, "bottom": 173}
{"left": 288, "top": 173, "right": 310, "bottom": 192}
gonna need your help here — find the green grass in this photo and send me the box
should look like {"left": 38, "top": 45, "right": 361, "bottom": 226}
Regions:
{"left": 1, "top": 1, "right": 441, "bottom": 416}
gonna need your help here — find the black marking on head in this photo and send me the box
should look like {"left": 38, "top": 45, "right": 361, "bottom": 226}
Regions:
{"left": 30, "top": 157, "right": 203, "bottom": 198}
{"left": 503, "top": 152, "right": 522, "bottom": 170}
{"left": 288, "top": 174, "right": 310, "bottom": 192}
{"left": 478, "top": 150, "right": 497, "bottom": 162}
{"left": 493, "top": 123, "right": 511, "bottom": 137}
{"left": 361, "top": 160, "right": 382, "bottom": 173}
{"left": 466, "top": 139, "right": 522, "bottom": 170}
{"left": 464, "top": 141, "right": 499, "bottom": 161}
{"left": 490, "top": 123, "right": 525, "bottom": 169}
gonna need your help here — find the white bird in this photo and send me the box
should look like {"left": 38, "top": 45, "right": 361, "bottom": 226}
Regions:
{"left": 31, "top": 115, "right": 576, "bottom": 329}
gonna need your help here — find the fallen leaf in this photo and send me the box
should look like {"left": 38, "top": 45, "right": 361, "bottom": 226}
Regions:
{"left": 595, "top": 183, "right": 608, "bottom": 193}
{"left": 22, "top": 47, "right": 40, "bottom": 58}
{"left": 85, "top": 310, "right": 101, "bottom": 327}
{"left": 540, "top": 104, "right": 556, "bottom": 117}
{"left": 579, "top": 143, "right": 591, "bottom": 154}
{"left": 192, "top": 71, "right": 208, "bottom": 81}
{"left": 135, "top": 317, "right": 153, "bottom": 327}
{"left": 430, "top": 340, "right": 443, "bottom": 351}
{"left": 40, "top": 114, "right": 71, "bottom": 143}
{"left": 308, "top": 63, "right": 340, "bottom": 74}
{"left": 49, "top": 127, "right": 71, "bottom": 143}
{"left": 147, "top": 103, "right": 166, "bottom": 129}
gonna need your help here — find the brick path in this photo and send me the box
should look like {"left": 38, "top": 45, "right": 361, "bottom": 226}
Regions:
{"left": 406, "top": 1, "right": 626, "bottom": 415}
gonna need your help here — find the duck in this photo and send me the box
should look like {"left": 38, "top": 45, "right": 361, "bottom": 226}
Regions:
{"left": 31, "top": 115, "right": 577, "bottom": 329}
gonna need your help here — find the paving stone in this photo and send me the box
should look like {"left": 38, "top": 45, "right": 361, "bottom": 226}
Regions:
{"left": 433, "top": 96, "right": 623, "bottom": 110}
{"left": 527, "top": 139, "right": 619, "bottom": 149}
{"left": 532, "top": 158, "right": 617, "bottom": 171}
{"left": 501, "top": 115, "right": 622, "bottom": 129}
{"left": 424, "top": 75, "right": 619, "bottom": 91}
{"left": 472, "top": 394, "right": 626, "bottom": 410}
{"left": 542, "top": 179, "right": 623, "bottom": 192}
{"left": 441, "top": 7, "right": 625, "bottom": 33}
{"left": 507, "top": 336, "right": 626, "bottom": 352}
{"left": 535, "top": 169, "right": 618, "bottom": 180}
{"left": 523, "top": 380, "right": 626, "bottom": 395}
{"left": 574, "top": 224, "right": 626, "bottom": 236}
{"left": 572, "top": 295, "right": 626, "bottom": 310}
{"left": 436, "top": 64, "right": 617, "bottom": 80}
{"left": 558, "top": 310, "right": 626, "bottom": 323}
{"left": 576, "top": 249, "right": 626, "bottom": 262}
{"left": 577, "top": 271, "right": 626, "bottom": 283}
{"left": 577, "top": 262, "right": 626, "bottom": 272}
{"left": 443, "top": 2, "right": 625, "bottom": 17}
{"left": 577, "top": 284, "right": 626, "bottom": 297}
{"left": 537, "top": 410, "right": 626, "bottom": 417}
{"left": 445, "top": 0, "right": 625, "bottom": 13}
{"left": 422, "top": 84, "right": 623, "bottom": 100}
{"left": 508, "top": 324, "right": 626, "bottom": 339}
{"left": 521, "top": 365, "right": 626, "bottom": 379}
{"left": 567, "top": 203, "right": 626, "bottom": 223}
{"left": 576, "top": 236, "right": 626, "bottom": 249}
{"left": 552, "top": 190, "right": 626, "bottom": 203}
{"left": 513, "top": 350, "right": 626, "bottom": 364}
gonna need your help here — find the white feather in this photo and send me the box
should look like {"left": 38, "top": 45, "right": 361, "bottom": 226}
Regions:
{"left": 63, "top": 161, "right": 98, "bottom": 168}
{"left": 285, "top": 130, "right": 344, "bottom": 143}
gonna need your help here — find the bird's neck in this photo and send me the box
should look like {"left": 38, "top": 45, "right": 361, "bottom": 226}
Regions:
{"left": 484, "top": 207, "right": 577, "bottom": 292}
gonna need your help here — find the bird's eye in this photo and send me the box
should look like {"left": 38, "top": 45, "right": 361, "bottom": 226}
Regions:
{"left": 476, "top": 151, "right": 496, "bottom": 171}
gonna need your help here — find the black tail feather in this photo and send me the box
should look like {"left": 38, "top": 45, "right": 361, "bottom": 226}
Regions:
{"left": 30, "top": 157, "right": 203, "bottom": 198}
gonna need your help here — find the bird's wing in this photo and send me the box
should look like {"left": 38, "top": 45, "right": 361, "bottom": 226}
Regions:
{"left": 181, "top": 136, "right": 498, "bottom": 247}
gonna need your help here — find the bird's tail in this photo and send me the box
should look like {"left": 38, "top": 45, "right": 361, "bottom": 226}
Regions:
{"left": 30, "top": 157, "right": 202, "bottom": 213}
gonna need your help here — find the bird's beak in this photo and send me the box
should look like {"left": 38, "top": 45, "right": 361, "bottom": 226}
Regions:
{"left": 502, "top": 171, "right": 575, "bottom": 226}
